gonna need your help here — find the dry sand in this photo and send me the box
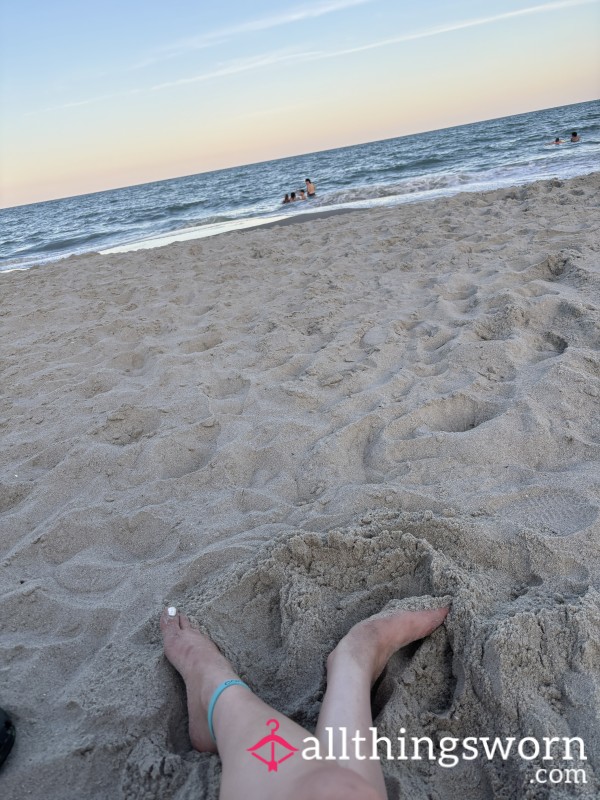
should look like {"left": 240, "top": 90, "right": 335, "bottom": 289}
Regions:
{"left": 1, "top": 173, "right": 599, "bottom": 799}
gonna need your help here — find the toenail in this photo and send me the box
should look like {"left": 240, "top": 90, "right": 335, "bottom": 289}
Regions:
{"left": 167, "top": 606, "right": 177, "bottom": 617}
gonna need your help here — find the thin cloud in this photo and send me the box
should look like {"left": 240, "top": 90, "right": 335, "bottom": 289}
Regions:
{"left": 134, "top": 0, "right": 374, "bottom": 68}
{"left": 27, "top": 87, "right": 145, "bottom": 115}
{"left": 27, "top": 0, "right": 597, "bottom": 114}
{"left": 309, "top": 0, "right": 599, "bottom": 60}
{"left": 26, "top": 51, "right": 317, "bottom": 113}
{"left": 151, "top": 0, "right": 598, "bottom": 90}
{"left": 150, "top": 50, "right": 321, "bottom": 91}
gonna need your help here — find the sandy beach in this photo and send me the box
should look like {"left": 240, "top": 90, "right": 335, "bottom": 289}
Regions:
{"left": 2, "top": 172, "right": 599, "bottom": 798}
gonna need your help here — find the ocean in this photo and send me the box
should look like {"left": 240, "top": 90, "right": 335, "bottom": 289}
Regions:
{"left": 1, "top": 99, "right": 598, "bottom": 272}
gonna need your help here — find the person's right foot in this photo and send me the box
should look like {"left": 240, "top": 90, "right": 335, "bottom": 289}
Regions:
{"left": 160, "top": 608, "right": 239, "bottom": 752}
{"left": 328, "top": 605, "right": 449, "bottom": 686}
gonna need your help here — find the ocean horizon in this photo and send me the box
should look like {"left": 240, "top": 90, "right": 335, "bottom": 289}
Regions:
{"left": 1, "top": 98, "right": 598, "bottom": 272}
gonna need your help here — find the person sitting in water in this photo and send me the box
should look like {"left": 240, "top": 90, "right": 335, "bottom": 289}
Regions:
{"left": 305, "top": 178, "right": 316, "bottom": 197}
{"left": 299, "top": 189, "right": 307, "bottom": 200}
{"left": 290, "top": 192, "right": 297, "bottom": 201}
{"left": 160, "top": 601, "right": 449, "bottom": 800}
{"left": 570, "top": 131, "right": 581, "bottom": 142}
{"left": 282, "top": 194, "right": 291, "bottom": 204}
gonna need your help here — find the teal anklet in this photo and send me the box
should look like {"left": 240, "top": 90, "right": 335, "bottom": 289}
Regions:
{"left": 207, "top": 679, "right": 250, "bottom": 743}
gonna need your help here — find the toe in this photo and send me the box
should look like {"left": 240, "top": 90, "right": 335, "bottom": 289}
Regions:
{"left": 160, "top": 607, "right": 182, "bottom": 633}
{"left": 417, "top": 606, "right": 449, "bottom": 637}
{"left": 433, "top": 606, "right": 450, "bottom": 624}
{"left": 179, "top": 612, "right": 192, "bottom": 630}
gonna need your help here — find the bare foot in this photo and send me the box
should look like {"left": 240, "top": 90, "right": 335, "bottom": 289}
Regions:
{"left": 328, "top": 605, "right": 449, "bottom": 685}
{"left": 160, "top": 608, "right": 239, "bottom": 752}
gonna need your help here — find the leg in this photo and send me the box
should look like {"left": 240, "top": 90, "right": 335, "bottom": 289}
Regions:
{"left": 160, "top": 610, "right": 381, "bottom": 800}
{"left": 316, "top": 606, "right": 449, "bottom": 799}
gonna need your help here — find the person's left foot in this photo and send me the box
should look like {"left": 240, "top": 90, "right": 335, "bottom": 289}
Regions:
{"left": 327, "top": 605, "right": 449, "bottom": 686}
{"left": 160, "top": 609, "right": 239, "bottom": 752}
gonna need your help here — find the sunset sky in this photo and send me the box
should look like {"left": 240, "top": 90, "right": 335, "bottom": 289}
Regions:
{"left": 1, "top": 0, "right": 599, "bottom": 208}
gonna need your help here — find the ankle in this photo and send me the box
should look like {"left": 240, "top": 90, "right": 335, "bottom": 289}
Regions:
{"left": 196, "top": 666, "right": 240, "bottom": 711}
{"left": 327, "top": 637, "right": 377, "bottom": 684}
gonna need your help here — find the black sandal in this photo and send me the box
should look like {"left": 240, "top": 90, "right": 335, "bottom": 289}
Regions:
{"left": 0, "top": 708, "right": 15, "bottom": 770}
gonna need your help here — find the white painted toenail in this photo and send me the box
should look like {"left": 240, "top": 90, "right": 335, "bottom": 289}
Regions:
{"left": 167, "top": 606, "right": 177, "bottom": 617}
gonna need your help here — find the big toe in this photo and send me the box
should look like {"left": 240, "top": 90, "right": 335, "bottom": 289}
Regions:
{"left": 160, "top": 607, "right": 188, "bottom": 638}
{"left": 416, "top": 606, "right": 449, "bottom": 636}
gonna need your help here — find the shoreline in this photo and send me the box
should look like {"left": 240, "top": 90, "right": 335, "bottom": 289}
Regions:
{"left": 2, "top": 167, "right": 598, "bottom": 273}
{"left": 96, "top": 168, "right": 600, "bottom": 255}
{"left": 2, "top": 171, "right": 599, "bottom": 798}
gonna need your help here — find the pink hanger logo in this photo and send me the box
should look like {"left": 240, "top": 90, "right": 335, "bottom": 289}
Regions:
{"left": 247, "top": 719, "right": 299, "bottom": 772}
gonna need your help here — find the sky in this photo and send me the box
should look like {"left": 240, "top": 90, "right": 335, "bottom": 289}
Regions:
{"left": 1, "top": 0, "right": 599, "bottom": 208}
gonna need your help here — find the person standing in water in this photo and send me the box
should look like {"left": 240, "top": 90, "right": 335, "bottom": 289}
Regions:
{"left": 570, "top": 131, "right": 581, "bottom": 142}
{"left": 305, "top": 178, "right": 316, "bottom": 197}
